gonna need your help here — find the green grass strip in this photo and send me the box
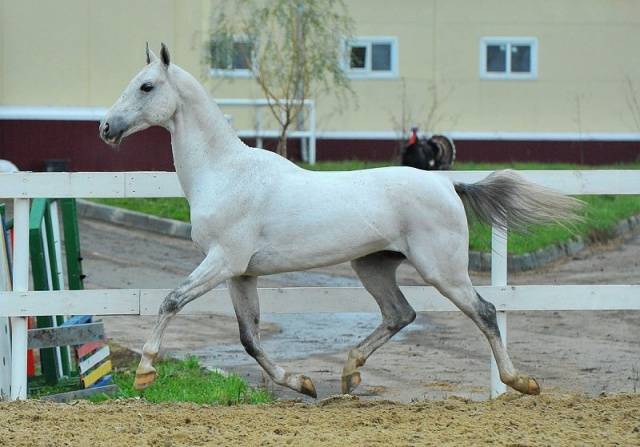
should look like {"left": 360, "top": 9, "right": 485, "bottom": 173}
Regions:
{"left": 90, "top": 356, "right": 272, "bottom": 405}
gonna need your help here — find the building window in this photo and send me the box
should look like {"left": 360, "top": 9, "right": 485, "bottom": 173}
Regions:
{"left": 209, "top": 38, "right": 254, "bottom": 77}
{"left": 345, "top": 37, "right": 398, "bottom": 79}
{"left": 480, "top": 37, "right": 537, "bottom": 80}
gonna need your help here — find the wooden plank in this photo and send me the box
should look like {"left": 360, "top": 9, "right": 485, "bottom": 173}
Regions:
{"left": 0, "top": 170, "right": 639, "bottom": 199}
{"left": 125, "top": 172, "right": 184, "bottom": 198}
{"left": 78, "top": 346, "right": 110, "bottom": 374}
{"left": 91, "top": 374, "right": 113, "bottom": 388}
{"left": 81, "top": 360, "right": 112, "bottom": 388}
{"left": 40, "top": 384, "right": 118, "bottom": 403}
{"left": 28, "top": 323, "right": 104, "bottom": 349}
{"left": 0, "top": 172, "right": 126, "bottom": 198}
{"left": 0, "top": 289, "right": 140, "bottom": 316}
{"left": 1, "top": 285, "right": 639, "bottom": 317}
{"left": 77, "top": 340, "right": 104, "bottom": 359}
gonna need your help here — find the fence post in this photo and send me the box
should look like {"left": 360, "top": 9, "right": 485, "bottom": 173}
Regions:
{"left": 0, "top": 205, "right": 12, "bottom": 399}
{"left": 490, "top": 224, "right": 508, "bottom": 398}
{"left": 10, "top": 198, "right": 30, "bottom": 400}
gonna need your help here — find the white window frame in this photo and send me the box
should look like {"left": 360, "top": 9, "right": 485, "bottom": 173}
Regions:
{"left": 479, "top": 37, "right": 538, "bottom": 80}
{"left": 209, "top": 38, "right": 255, "bottom": 78}
{"left": 344, "top": 37, "right": 399, "bottom": 79}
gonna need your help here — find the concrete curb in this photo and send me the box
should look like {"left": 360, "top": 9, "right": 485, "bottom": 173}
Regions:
{"left": 77, "top": 199, "right": 192, "bottom": 240}
{"left": 77, "top": 199, "right": 640, "bottom": 273}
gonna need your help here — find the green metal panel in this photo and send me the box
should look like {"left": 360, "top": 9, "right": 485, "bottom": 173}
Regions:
{"left": 60, "top": 199, "right": 84, "bottom": 291}
{"left": 29, "top": 199, "right": 58, "bottom": 385}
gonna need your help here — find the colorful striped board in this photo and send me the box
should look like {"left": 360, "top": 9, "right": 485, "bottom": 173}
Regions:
{"left": 75, "top": 331, "right": 113, "bottom": 389}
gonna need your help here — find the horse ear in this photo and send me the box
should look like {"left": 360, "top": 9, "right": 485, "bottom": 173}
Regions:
{"left": 160, "top": 42, "right": 170, "bottom": 67}
{"left": 145, "top": 42, "right": 159, "bottom": 64}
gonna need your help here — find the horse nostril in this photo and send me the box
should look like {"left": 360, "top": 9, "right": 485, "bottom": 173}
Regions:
{"left": 103, "top": 122, "right": 110, "bottom": 136}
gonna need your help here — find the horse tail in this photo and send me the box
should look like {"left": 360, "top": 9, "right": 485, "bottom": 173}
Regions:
{"left": 454, "top": 169, "right": 583, "bottom": 233}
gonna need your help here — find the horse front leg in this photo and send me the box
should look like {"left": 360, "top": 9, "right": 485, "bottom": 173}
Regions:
{"left": 228, "top": 275, "right": 317, "bottom": 398}
{"left": 134, "top": 249, "right": 235, "bottom": 390}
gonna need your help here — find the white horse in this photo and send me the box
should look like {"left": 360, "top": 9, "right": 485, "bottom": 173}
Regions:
{"left": 100, "top": 44, "right": 581, "bottom": 398}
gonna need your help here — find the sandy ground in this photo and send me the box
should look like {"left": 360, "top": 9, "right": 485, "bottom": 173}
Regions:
{"left": 78, "top": 218, "right": 640, "bottom": 402}
{"left": 1, "top": 394, "right": 639, "bottom": 446}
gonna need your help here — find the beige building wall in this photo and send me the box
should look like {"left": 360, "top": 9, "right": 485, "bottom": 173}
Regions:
{"left": 1, "top": 0, "right": 639, "bottom": 134}
{"left": 0, "top": 0, "right": 204, "bottom": 107}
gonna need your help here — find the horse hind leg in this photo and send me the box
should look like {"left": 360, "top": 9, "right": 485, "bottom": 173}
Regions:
{"left": 407, "top": 243, "right": 540, "bottom": 395}
{"left": 228, "top": 275, "right": 317, "bottom": 398}
{"left": 343, "top": 251, "right": 416, "bottom": 394}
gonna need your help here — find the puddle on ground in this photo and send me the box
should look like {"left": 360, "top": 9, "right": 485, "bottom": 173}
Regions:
{"left": 168, "top": 312, "right": 427, "bottom": 367}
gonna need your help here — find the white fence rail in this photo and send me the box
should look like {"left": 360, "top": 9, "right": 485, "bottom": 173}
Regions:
{"left": 1, "top": 170, "right": 639, "bottom": 401}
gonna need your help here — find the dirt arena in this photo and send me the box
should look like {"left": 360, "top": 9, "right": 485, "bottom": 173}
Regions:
{"left": 1, "top": 394, "right": 639, "bottom": 446}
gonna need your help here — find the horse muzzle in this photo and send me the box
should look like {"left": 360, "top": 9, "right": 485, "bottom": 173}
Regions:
{"left": 99, "top": 115, "right": 128, "bottom": 147}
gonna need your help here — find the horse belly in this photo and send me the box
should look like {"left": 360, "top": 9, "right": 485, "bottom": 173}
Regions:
{"left": 245, "top": 221, "right": 394, "bottom": 275}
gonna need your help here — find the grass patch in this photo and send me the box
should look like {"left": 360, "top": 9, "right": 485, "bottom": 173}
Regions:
{"left": 90, "top": 356, "right": 272, "bottom": 405}
{"left": 92, "top": 197, "right": 191, "bottom": 222}
{"left": 91, "top": 161, "right": 640, "bottom": 255}
{"left": 469, "top": 195, "right": 640, "bottom": 254}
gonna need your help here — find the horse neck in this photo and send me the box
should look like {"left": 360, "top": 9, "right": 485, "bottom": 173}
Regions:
{"left": 168, "top": 66, "right": 245, "bottom": 200}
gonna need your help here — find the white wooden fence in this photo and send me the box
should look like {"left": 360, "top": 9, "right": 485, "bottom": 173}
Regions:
{"left": 1, "top": 170, "right": 639, "bottom": 401}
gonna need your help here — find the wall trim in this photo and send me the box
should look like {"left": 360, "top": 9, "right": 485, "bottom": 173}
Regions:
{"left": 0, "top": 106, "right": 106, "bottom": 121}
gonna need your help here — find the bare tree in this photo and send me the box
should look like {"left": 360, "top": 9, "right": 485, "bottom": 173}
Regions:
{"left": 209, "top": 0, "right": 353, "bottom": 158}
{"left": 624, "top": 76, "right": 640, "bottom": 131}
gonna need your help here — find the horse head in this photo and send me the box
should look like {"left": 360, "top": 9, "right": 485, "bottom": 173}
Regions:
{"left": 99, "top": 43, "right": 178, "bottom": 147}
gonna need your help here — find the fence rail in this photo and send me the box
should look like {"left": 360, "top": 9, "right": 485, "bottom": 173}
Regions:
{"left": 1, "top": 285, "right": 639, "bottom": 317}
{"left": 1, "top": 170, "right": 639, "bottom": 401}
{"left": 1, "top": 170, "right": 639, "bottom": 198}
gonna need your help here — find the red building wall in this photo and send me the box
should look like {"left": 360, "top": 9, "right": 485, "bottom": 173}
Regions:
{"left": 0, "top": 119, "right": 638, "bottom": 171}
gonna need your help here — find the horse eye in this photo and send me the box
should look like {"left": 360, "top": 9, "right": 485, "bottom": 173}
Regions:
{"left": 140, "top": 82, "right": 154, "bottom": 92}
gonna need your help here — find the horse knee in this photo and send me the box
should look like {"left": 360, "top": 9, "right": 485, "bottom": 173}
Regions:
{"left": 473, "top": 293, "right": 500, "bottom": 337}
{"left": 159, "top": 292, "right": 180, "bottom": 315}
{"left": 386, "top": 308, "right": 416, "bottom": 332}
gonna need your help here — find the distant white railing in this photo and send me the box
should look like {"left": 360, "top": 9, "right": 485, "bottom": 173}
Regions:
{"left": 0, "top": 170, "right": 639, "bottom": 401}
{"left": 216, "top": 99, "right": 316, "bottom": 164}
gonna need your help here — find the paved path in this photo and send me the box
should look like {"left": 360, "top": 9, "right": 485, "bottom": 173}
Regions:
{"left": 80, "top": 218, "right": 640, "bottom": 401}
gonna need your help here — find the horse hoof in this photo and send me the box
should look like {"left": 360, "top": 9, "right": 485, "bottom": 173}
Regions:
{"left": 526, "top": 377, "right": 541, "bottom": 395}
{"left": 341, "top": 371, "right": 361, "bottom": 395}
{"left": 300, "top": 376, "right": 317, "bottom": 398}
{"left": 134, "top": 370, "right": 157, "bottom": 390}
{"left": 511, "top": 375, "right": 541, "bottom": 395}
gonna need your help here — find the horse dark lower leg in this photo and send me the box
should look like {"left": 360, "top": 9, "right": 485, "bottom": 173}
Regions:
{"left": 228, "top": 276, "right": 317, "bottom": 398}
{"left": 135, "top": 251, "right": 232, "bottom": 390}
{"left": 344, "top": 252, "right": 416, "bottom": 394}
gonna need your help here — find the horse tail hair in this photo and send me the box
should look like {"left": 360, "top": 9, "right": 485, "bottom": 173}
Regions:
{"left": 454, "top": 169, "right": 584, "bottom": 233}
